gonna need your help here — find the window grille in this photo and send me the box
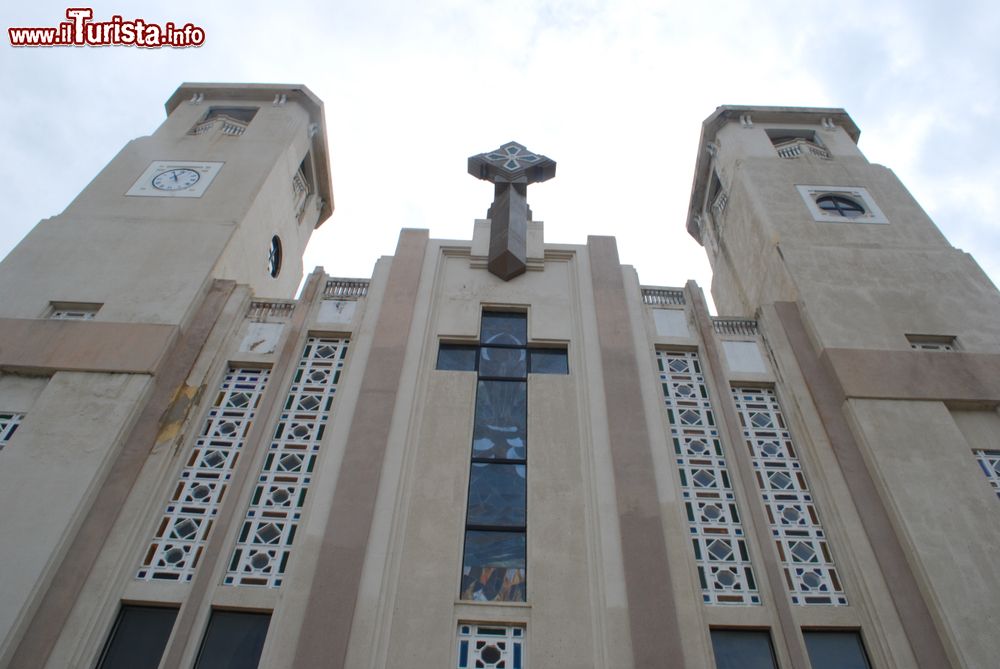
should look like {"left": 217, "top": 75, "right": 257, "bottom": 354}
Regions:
{"left": 657, "top": 350, "right": 760, "bottom": 605}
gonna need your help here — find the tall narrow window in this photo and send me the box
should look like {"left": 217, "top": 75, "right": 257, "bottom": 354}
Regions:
{"left": 97, "top": 605, "right": 177, "bottom": 669}
{"left": 803, "top": 630, "right": 872, "bottom": 669}
{"left": 462, "top": 312, "right": 529, "bottom": 602}
{"left": 137, "top": 368, "right": 270, "bottom": 582}
{"left": 710, "top": 629, "right": 778, "bottom": 669}
{"left": 194, "top": 610, "right": 270, "bottom": 669}
{"left": 226, "top": 337, "right": 349, "bottom": 587}
{"left": 656, "top": 350, "right": 759, "bottom": 605}
{"left": 731, "top": 387, "right": 847, "bottom": 605}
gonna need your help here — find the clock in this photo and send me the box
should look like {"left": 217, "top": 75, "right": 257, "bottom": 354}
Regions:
{"left": 127, "top": 161, "right": 223, "bottom": 198}
{"left": 152, "top": 168, "right": 200, "bottom": 191}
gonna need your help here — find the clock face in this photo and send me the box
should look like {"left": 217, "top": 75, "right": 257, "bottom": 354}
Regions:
{"left": 127, "top": 161, "right": 223, "bottom": 198}
{"left": 152, "top": 168, "right": 201, "bottom": 191}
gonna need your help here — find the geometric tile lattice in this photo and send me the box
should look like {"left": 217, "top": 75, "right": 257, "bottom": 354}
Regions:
{"left": 457, "top": 623, "right": 525, "bottom": 669}
{"left": 224, "top": 337, "right": 349, "bottom": 587}
{"left": 0, "top": 412, "right": 24, "bottom": 450}
{"left": 731, "top": 386, "right": 848, "bottom": 605}
{"left": 974, "top": 450, "right": 1000, "bottom": 499}
{"left": 656, "top": 351, "right": 760, "bottom": 605}
{"left": 137, "top": 368, "right": 270, "bottom": 582}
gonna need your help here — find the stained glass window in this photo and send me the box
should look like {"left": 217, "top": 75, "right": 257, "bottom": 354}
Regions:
{"left": 437, "top": 344, "right": 478, "bottom": 371}
{"left": 462, "top": 312, "right": 530, "bottom": 602}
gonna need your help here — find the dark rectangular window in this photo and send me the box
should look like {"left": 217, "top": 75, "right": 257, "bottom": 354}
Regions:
{"left": 204, "top": 107, "right": 258, "bottom": 124}
{"left": 528, "top": 348, "right": 568, "bottom": 374}
{"left": 804, "top": 630, "right": 872, "bottom": 669}
{"left": 458, "top": 311, "right": 568, "bottom": 602}
{"left": 479, "top": 346, "right": 527, "bottom": 378}
{"left": 711, "top": 629, "right": 778, "bottom": 669}
{"left": 194, "top": 610, "right": 271, "bottom": 669}
{"left": 97, "top": 605, "right": 177, "bottom": 669}
{"left": 437, "top": 344, "right": 478, "bottom": 371}
{"left": 462, "top": 312, "right": 529, "bottom": 603}
{"left": 481, "top": 312, "right": 527, "bottom": 346}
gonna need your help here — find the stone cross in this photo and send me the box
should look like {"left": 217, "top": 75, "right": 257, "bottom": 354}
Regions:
{"left": 468, "top": 142, "right": 556, "bottom": 281}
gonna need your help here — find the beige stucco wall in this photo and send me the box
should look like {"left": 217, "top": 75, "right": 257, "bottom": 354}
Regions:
{"left": 846, "top": 398, "right": 1000, "bottom": 668}
{"left": 0, "top": 371, "right": 152, "bottom": 663}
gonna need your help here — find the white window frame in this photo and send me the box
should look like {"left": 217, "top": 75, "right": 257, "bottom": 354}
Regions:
{"left": 796, "top": 185, "right": 888, "bottom": 224}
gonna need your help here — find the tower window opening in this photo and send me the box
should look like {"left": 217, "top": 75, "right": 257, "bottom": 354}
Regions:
{"left": 815, "top": 195, "right": 866, "bottom": 218}
{"left": 268, "top": 236, "right": 282, "bottom": 278}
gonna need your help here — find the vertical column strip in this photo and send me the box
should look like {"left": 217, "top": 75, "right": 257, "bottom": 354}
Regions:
{"left": 292, "top": 229, "right": 428, "bottom": 669}
{"left": 587, "top": 236, "right": 683, "bottom": 667}
{"left": 159, "top": 271, "right": 326, "bottom": 669}
{"left": 685, "top": 283, "right": 810, "bottom": 669}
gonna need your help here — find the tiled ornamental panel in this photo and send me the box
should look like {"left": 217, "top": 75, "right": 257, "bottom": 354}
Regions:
{"left": 225, "top": 337, "right": 349, "bottom": 587}
{"left": 138, "top": 368, "right": 270, "bottom": 582}
{"left": 731, "top": 386, "right": 847, "bottom": 605}
{"left": 656, "top": 350, "right": 760, "bottom": 605}
{"left": 975, "top": 449, "right": 1000, "bottom": 499}
{"left": 0, "top": 412, "right": 23, "bottom": 449}
{"left": 457, "top": 623, "right": 525, "bottom": 669}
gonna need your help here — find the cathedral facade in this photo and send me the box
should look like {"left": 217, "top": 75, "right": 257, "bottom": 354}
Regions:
{"left": 0, "top": 84, "right": 998, "bottom": 669}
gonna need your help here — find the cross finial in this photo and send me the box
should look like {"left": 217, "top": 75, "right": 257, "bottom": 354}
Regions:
{"left": 468, "top": 142, "right": 556, "bottom": 281}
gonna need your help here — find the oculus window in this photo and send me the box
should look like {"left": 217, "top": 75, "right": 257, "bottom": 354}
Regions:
{"left": 796, "top": 185, "right": 888, "bottom": 224}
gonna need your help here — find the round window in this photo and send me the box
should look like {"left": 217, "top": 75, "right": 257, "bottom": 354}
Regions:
{"left": 268, "top": 235, "right": 282, "bottom": 278}
{"left": 815, "top": 195, "right": 865, "bottom": 218}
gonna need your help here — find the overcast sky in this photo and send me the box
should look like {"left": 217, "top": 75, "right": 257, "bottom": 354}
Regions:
{"left": 2, "top": 1, "right": 998, "bottom": 312}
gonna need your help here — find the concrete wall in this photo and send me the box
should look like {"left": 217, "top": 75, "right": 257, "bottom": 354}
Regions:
{"left": 0, "top": 371, "right": 152, "bottom": 662}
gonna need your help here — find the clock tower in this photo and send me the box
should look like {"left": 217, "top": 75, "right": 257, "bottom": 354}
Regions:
{"left": 0, "top": 82, "right": 332, "bottom": 324}
{"left": 0, "top": 83, "right": 332, "bottom": 666}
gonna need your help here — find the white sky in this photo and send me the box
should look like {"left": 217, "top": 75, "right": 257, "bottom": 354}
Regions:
{"left": 2, "top": 1, "right": 998, "bottom": 312}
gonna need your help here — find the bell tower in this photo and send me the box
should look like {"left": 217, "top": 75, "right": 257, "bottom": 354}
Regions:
{"left": 0, "top": 83, "right": 333, "bottom": 665}
{"left": 687, "top": 106, "right": 1000, "bottom": 669}
{"left": 686, "top": 105, "right": 999, "bottom": 353}
{"left": 0, "top": 82, "right": 332, "bottom": 325}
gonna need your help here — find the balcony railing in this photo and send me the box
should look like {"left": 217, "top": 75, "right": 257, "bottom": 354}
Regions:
{"left": 712, "top": 318, "right": 758, "bottom": 336}
{"left": 641, "top": 287, "right": 685, "bottom": 306}
{"left": 247, "top": 300, "right": 295, "bottom": 321}
{"left": 189, "top": 115, "right": 249, "bottom": 137}
{"left": 324, "top": 278, "right": 370, "bottom": 299}
{"left": 773, "top": 138, "right": 830, "bottom": 160}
